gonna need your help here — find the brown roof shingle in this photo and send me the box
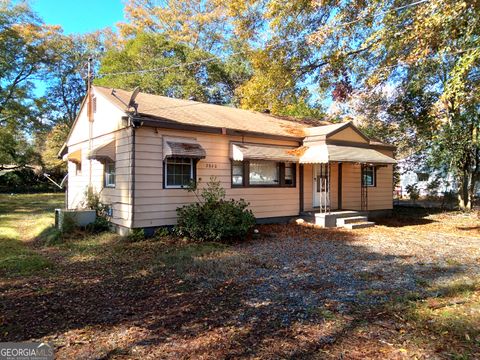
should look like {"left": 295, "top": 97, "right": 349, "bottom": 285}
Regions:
{"left": 94, "top": 86, "right": 311, "bottom": 138}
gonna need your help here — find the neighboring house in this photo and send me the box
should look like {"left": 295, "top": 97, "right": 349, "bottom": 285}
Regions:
{"left": 397, "top": 158, "right": 456, "bottom": 198}
{"left": 59, "top": 86, "right": 396, "bottom": 233}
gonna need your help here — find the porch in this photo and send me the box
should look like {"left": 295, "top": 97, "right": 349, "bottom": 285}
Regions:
{"left": 299, "top": 139, "right": 397, "bottom": 228}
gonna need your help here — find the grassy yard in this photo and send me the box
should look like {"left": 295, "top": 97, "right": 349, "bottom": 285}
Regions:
{"left": 0, "top": 194, "right": 479, "bottom": 359}
{"left": 0, "top": 193, "right": 64, "bottom": 275}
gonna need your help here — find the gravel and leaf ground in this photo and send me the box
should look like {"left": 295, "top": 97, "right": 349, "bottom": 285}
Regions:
{"left": 0, "top": 194, "right": 479, "bottom": 359}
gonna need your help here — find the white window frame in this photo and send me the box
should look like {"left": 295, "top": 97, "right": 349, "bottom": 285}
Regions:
{"left": 164, "top": 157, "right": 194, "bottom": 189}
{"left": 104, "top": 161, "right": 116, "bottom": 188}
{"left": 362, "top": 166, "right": 376, "bottom": 187}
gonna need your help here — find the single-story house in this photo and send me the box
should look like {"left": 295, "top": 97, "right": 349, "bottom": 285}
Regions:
{"left": 59, "top": 86, "right": 396, "bottom": 233}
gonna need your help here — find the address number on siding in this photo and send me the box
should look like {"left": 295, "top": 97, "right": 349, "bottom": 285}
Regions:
{"left": 204, "top": 163, "right": 217, "bottom": 169}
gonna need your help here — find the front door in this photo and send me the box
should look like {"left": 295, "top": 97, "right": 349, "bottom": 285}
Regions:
{"left": 313, "top": 164, "right": 330, "bottom": 208}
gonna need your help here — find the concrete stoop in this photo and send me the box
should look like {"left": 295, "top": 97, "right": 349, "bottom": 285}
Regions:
{"left": 312, "top": 211, "right": 375, "bottom": 229}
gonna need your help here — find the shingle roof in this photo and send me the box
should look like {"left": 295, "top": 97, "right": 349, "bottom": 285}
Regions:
{"left": 94, "top": 86, "right": 310, "bottom": 138}
{"left": 305, "top": 122, "right": 349, "bottom": 136}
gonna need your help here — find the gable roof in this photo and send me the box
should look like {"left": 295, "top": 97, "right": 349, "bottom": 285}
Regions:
{"left": 306, "top": 121, "right": 369, "bottom": 142}
{"left": 305, "top": 121, "right": 395, "bottom": 150}
{"left": 94, "top": 86, "right": 309, "bottom": 138}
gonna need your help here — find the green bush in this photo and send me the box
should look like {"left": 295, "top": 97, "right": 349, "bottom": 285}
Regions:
{"left": 127, "top": 228, "right": 146, "bottom": 242}
{"left": 61, "top": 212, "right": 76, "bottom": 234}
{"left": 406, "top": 183, "right": 420, "bottom": 202}
{"left": 86, "top": 216, "right": 111, "bottom": 233}
{"left": 153, "top": 227, "right": 170, "bottom": 239}
{"left": 175, "top": 177, "right": 255, "bottom": 242}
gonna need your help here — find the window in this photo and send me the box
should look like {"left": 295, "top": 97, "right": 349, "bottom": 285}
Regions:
{"left": 164, "top": 157, "right": 194, "bottom": 188}
{"left": 362, "top": 166, "right": 376, "bottom": 187}
{"left": 232, "top": 160, "right": 295, "bottom": 187}
{"left": 75, "top": 162, "right": 82, "bottom": 176}
{"left": 416, "top": 172, "right": 429, "bottom": 182}
{"left": 104, "top": 161, "right": 116, "bottom": 187}
{"left": 232, "top": 161, "right": 244, "bottom": 186}
{"left": 249, "top": 161, "right": 279, "bottom": 185}
{"left": 284, "top": 162, "right": 295, "bottom": 186}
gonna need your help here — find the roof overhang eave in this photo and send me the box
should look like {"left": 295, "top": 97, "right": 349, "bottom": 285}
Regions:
{"left": 133, "top": 114, "right": 304, "bottom": 142}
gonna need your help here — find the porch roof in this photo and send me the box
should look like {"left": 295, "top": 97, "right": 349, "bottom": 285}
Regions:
{"left": 299, "top": 143, "right": 397, "bottom": 164}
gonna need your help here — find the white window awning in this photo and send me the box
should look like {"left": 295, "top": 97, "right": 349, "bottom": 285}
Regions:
{"left": 299, "top": 143, "right": 397, "bottom": 164}
{"left": 163, "top": 137, "right": 206, "bottom": 159}
{"left": 87, "top": 141, "right": 116, "bottom": 162}
{"left": 231, "top": 142, "right": 298, "bottom": 162}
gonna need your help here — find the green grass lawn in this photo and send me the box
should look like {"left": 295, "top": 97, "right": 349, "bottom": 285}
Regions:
{"left": 0, "top": 193, "right": 64, "bottom": 276}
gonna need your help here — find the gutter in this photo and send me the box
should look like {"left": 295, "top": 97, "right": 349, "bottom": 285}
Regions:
{"left": 131, "top": 115, "right": 304, "bottom": 143}
{"left": 122, "top": 115, "right": 142, "bottom": 228}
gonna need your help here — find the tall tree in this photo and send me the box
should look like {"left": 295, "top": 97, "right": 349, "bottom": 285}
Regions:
{"left": 307, "top": 0, "right": 480, "bottom": 209}
{"left": 225, "top": 0, "right": 337, "bottom": 117}
{"left": 95, "top": 32, "right": 240, "bottom": 104}
{"left": 0, "top": 1, "right": 59, "bottom": 166}
{"left": 119, "top": 0, "right": 231, "bottom": 53}
{"left": 45, "top": 30, "right": 115, "bottom": 125}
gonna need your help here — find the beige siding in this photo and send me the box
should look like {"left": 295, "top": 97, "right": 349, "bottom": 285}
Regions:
{"left": 66, "top": 90, "right": 132, "bottom": 228}
{"left": 341, "top": 163, "right": 393, "bottom": 210}
{"left": 303, "top": 164, "right": 314, "bottom": 212}
{"left": 66, "top": 129, "right": 132, "bottom": 228}
{"left": 328, "top": 127, "right": 368, "bottom": 143}
{"left": 132, "top": 127, "right": 301, "bottom": 228}
{"left": 67, "top": 88, "right": 125, "bottom": 146}
{"left": 330, "top": 163, "right": 339, "bottom": 209}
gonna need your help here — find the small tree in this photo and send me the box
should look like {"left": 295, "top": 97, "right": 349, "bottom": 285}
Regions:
{"left": 406, "top": 184, "right": 420, "bottom": 203}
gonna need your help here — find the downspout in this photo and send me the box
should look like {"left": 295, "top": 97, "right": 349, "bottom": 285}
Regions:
{"left": 130, "top": 124, "right": 136, "bottom": 228}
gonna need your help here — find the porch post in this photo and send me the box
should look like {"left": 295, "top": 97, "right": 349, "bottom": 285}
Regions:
{"left": 327, "top": 162, "right": 331, "bottom": 214}
{"left": 299, "top": 164, "right": 304, "bottom": 213}
{"left": 338, "top": 162, "right": 342, "bottom": 210}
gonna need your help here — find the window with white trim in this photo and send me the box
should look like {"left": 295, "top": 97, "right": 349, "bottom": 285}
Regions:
{"left": 232, "top": 161, "right": 244, "bottom": 186}
{"left": 249, "top": 160, "right": 280, "bottom": 185}
{"left": 232, "top": 160, "right": 295, "bottom": 187}
{"left": 164, "top": 157, "right": 194, "bottom": 188}
{"left": 362, "top": 166, "right": 376, "bottom": 187}
{"left": 104, "top": 161, "right": 115, "bottom": 187}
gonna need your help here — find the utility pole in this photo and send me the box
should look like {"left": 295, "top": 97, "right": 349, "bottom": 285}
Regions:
{"left": 87, "top": 57, "right": 94, "bottom": 187}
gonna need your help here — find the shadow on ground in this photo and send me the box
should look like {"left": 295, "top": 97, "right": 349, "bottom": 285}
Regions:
{"left": 1, "top": 219, "right": 479, "bottom": 359}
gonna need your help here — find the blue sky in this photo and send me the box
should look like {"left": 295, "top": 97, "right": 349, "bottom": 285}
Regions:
{"left": 30, "top": 0, "right": 124, "bottom": 34}
{"left": 29, "top": 0, "right": 124, "bottom": 96}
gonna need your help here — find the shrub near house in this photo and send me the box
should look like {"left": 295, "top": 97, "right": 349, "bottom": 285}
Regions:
{"left": 175, "top": 177, "right": 256, "bottom": 242}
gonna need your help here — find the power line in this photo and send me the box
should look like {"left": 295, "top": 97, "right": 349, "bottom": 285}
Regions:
{"left": 97, "top": 0, "right": 432, "bottom": 78}
{"left": 325, "top": 0, "right": 431, "bottom": 29}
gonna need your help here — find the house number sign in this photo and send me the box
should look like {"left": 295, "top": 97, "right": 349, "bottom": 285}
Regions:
{"left": 204, "top": 163, "right": 217, "bottom": 169}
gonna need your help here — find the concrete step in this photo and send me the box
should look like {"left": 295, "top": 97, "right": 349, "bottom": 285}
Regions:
{"left": 336, "top": 216, "right": 368, "bottom": 227}
{"left": 343, "top": 221, "right": 375, "bottom": 230}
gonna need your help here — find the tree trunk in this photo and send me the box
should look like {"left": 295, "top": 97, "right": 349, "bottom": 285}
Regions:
{"left": 457, "top": 171, "right": 473, "bottom": 211}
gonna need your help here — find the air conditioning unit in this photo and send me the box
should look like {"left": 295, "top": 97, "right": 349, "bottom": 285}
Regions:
{"left": 55, "top": 209, "right": 96, "bottom": 230}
